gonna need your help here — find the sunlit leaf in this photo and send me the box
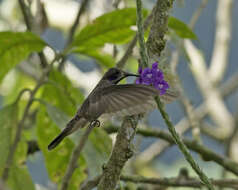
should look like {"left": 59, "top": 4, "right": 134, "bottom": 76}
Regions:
{"left": 44, "top": 101, "right": 70, "bottom": 129}
{"left": 168, "top": 17, "right": 197, "bottom": 39}
{"left": 71, "top": 8, "right": 147, "bottom": 51}
{"left": 36, "top": 107, "right": 86, "bottom": 190}
{"left": 77, "top": 50, "right": 115, "bottom": 68}
{"left": 0, "top": 31, "right": 46, "bottom": 82}
{"left": 3, "top": 71, "right": 35, "bottom": 105}
{"left": 43, "top": 70, "right": 84, "bottom": 116}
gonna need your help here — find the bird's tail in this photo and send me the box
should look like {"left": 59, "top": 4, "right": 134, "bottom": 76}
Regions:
{"left": 48, "top": 115, "right": 86, "bottom": 150}
{"left": 48, "top": 130, "right": 68, "bottom": 150}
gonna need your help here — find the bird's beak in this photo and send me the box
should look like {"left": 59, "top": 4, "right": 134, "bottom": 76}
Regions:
{"left": 123, "top": 71, "right": 140, "bottom": 78}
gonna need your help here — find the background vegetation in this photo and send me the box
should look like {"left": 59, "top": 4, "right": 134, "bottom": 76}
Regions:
{"left": 0, "top": 0, "right": 238, "bottom": 189}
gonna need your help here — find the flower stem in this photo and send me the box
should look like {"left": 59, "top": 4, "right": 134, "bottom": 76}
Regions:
{"left": 136, "top": 0, "right": 214, "bottom": 189}
{"left": 155, "top": 96, "right": 215, "bottom": 190}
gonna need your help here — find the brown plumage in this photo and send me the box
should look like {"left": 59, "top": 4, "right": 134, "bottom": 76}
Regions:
{"left": 48, "top": 68, "right": 178, "bottom": 150}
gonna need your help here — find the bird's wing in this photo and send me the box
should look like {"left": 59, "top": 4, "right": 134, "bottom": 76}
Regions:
{"left": 94, "top": 84, "right": 178, "bottom": 117}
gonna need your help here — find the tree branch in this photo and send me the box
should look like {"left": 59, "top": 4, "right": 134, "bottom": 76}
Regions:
{"left": 80, "top": 173, "right": 238, "bottom": 189}
{"left": 18, "top": 0, "right": 32, "bottom": 30}
{"left": 97, "top": 117, "right": 138, "bottom": 190}
{"left": 146, "top": 0, "right": 173, "bottom": 61}
{"left": 105, "top": 126, "right": 238, "bottom": 176}
{"left": 120, "top": 174, "right": 238, "bottom": 189}
{"left": 185, "top": 40, "right": 234, "bottom": 139}
{"left": 209, "top": 0, "right": 233, "bottom": 84}
{"left": 66, "top": 0, "right": 89, "bottom": 45}
{"left": 97, "top": 1, "right": 176, "bottom": 189}
{"left": 58, "top": 0, "right": 90, "bottom": 71}
{"left": 189, "top": 0, "right": 209, "bottom": 28}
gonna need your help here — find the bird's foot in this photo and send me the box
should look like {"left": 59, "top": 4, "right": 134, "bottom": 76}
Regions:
{"left": 90, "top": 120, "right": 100, "bottom": 127}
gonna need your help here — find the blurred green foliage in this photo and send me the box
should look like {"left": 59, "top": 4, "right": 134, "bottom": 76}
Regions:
{"left": 0, "top": 6, "right": 196, "bottom": 189}
{"left": 0, "top": 32, "right": 46, "bottom": 82}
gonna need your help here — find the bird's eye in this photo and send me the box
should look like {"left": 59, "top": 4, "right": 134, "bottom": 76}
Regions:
{"left": 109, "top": 71, "right": 120, "bottom": 81}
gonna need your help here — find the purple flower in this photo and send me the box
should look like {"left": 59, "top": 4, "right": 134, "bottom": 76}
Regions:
{"left": 136, "top": 62, "right": 169, "bottom": 95}
{"left": 155, "top": 80, "right": 169, "bottom": 95}
{"left": 152, "top": 62, "right": 158, "bottom": 69}
{"left": 142, "top": 68, "right": 153, "bottom": 85}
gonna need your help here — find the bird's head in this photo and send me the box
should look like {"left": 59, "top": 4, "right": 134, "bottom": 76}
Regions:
{"left": 103, "top": 68, "right": 139, "bottom": 84}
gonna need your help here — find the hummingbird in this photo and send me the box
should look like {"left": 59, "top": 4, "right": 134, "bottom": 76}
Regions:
{"left": 48, "top": 67, "right": 177, "bottom": 150}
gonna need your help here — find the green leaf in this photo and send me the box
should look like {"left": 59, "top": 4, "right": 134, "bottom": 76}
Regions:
{"left": 83, "top": 128, "right": 112, "bottom": 176}
{"left": 43, "top": 70, "right": 84, "bottom": 116}
{"left": 71, "top": 8, "right": 147, "bottom": 51}
{"left": 44, "top": 101, "right": 70, "bottom": 129}
{"left": 0, "top": 31, "right": 47, "bottom": 82}
{"left": 41, "top": 100, "right": 112, "bottom": 178}
{"left": 168, "top": 17, "right": 197, "bottom": 39}
{"left": 36, "top": 106, "right": 86, "bottom": 190}
{"left": 0, "top": 104, "right": 18, "bottom": 174}
{"left": 77, "top": 50, "right": 115, "bottom": 68}
{"left": 8, "top": 165, "right": 35, "bottom": 190}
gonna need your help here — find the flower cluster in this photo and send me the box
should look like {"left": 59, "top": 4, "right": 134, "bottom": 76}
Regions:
{"left": 136, "top": 62, "right": 169, "bottom": 95}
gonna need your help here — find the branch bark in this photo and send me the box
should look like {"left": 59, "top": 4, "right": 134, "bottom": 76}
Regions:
{"left": 97, "top": 117, "right": 138, "bottom": 190}
{"left": 146, "top": 0, "right": 174, "bottom": 61}
{"left": 97, "top": 1, "right": 175, "bottom": 189}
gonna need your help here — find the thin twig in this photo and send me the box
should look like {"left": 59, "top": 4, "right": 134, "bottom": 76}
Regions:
{"left": 18, "top": 0, "right": 32, "bottom": 30}
{"left": 79, "top": 173, "right": 238, "bottom": 189}
{"left": 13, "top": 88, "right": 32, "bottom": 104}
{"left": 2, "top": 76, "right": 46, "bottom": 180}
{"left": 66, "top": 0, "right": 89, "bottom": 45}
{"left": 80, "top": 175, "right": 102, "bottom": 190}
{"left": 120, "top": 175, "right": 238, "bottom": 189}
{"left": 220, "top": 115, "right": 238, "bottom": 188}
{"left": 58, "top": 0, "right": 90, "bottom": 71}
{"left": 105, "top": 126, "right": 238, "bottom": 176}
{"left": 60, "top": 124, "right": 95, "bottom": 190}
{"left": 116, "top": 7, "right": 153, "bottom": 69}
{"left": 154, "top": 96, "right": 214, "bottom": 189}
{"left": 189, "top": 0, "right": 209, "bottom": 28}
{"left": 1, "top": 57, "right": 60, "bottom": 181}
